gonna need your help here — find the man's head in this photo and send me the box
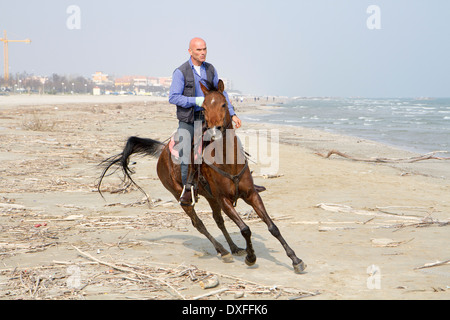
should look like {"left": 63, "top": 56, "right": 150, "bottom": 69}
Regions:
{"left": 188, "top": 37, "right": 207, "bottom": 66}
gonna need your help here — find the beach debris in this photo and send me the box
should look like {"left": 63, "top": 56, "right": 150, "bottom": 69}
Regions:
{"left": 198, "top": 275, "right": 220, "bottom": 290}
{"left": 262, "top": 173, "right": 284, "bottom": 179}
{"left": 288, "top": 291, "right": 321, "bottom": 300}
{"left": 315, "top": 203, "right": 449, "bottom": 230}
{"left": 1, "top": 100, "right": 448, "bottom": 300}
{"left": 192, "top": 288, "right": 228, "bottom": 300}
{"left": 371, "top": 238, "right": 414, "bottom": 247}
{"left": 317, "top": 203, "right": 424, "bottom": 221}
{"left": 0, "top": 258, "right": 317, "bottom": 300}
{"left": 315, "top": 149, "right": 450, "bottom": 163}
{"left": 73, "top": 246, "right": 186, "bottom": 300}
{"left": 414, "top": 259, "right": 450, "bottom": 270}
{"left": 63, "top": 215, "right": 84, "bottom": 221}
{"left": 34, "top": 223, "right": 46, "bottom": 228}
{"left": 0, "top": 203, "right": 26, "bottom": 210}
{"left": 318, "top": 226, "right": 355, "bottom": 232}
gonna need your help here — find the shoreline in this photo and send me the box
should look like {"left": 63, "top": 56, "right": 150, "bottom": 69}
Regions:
{"left": 236, "top": 102, "right": 450, "bottom": 180}
{"left": 2, "top": 94, "right": 449, "bottom": 180}
{"left": 236, "top": 98, "right": 450, "bottom": 156}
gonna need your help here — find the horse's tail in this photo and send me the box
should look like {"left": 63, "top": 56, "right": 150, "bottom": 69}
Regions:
{"left": 97, "top": 136, "right": 165, "bottom": 200}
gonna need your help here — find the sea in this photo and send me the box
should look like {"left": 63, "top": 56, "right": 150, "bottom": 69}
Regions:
{"left": 240, "top": 97, "right": 450, "bottom": 154}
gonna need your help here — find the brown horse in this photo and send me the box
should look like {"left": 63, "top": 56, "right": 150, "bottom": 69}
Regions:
{"left": 98, "top": 80, "right": 306, "bottom": 274}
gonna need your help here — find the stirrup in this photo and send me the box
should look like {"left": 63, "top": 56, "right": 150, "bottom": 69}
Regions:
{"left": 179, "top": 185, "right": 195, "bottom": 207}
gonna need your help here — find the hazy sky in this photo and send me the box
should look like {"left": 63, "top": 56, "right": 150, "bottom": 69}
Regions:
{"left": 1, "top": 0, "right": 449, "bottom": 97}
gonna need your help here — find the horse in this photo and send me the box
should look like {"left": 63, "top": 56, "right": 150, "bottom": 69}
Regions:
{"left": 97, "top": 80, "right": 306, "bottom": 274}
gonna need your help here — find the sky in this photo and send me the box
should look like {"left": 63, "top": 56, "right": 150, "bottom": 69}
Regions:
{"left": 1, "top": 0, "right": 449, "bottom": 97}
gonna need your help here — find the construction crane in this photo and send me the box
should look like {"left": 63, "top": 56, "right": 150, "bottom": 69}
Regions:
{"left": 0, "top": 30, "right": 31, "bottom": 81}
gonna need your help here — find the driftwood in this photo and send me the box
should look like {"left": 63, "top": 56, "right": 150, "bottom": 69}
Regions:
{"left": 316, "top": 203, "right": 449, "bottom": 230}
{"left": 316, "top": 203, "right": 423, "bottom": 221}
{"left": 70, "top": 246, "right": 317, "bottom": 300}
{"left": 73, "top": 246, "right": 186, "bottom": 300}
{"left": 192, "top": 288, "right": 228, "bottom": 300}
{"left": 315, "top": 150, "right": 450, "bottom": 163}
{"left": 198, "top": 275, "right": 220, "bottom": 290}
{"left": 415, "top": 259, "right": 450, "bottom": 270}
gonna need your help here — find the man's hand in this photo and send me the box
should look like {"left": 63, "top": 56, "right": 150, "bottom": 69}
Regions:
{"left": 195, "top": 97, "right": 205, "bottom": 107}
{"left": 232, "top": 115, "right": 242, "bottom": 129}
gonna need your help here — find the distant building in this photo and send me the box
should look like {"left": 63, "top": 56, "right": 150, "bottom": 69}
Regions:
{"left": 147, "top": 77, "right": 160, "bottom": 86}
{"left": 133, "top": 76, "right": 149, "bottom": 87}
{"left": 25, "top": 75, "right": 48, "bottom": 84}
{"left": 113, "top": 75, "right": 172, "bottom": 90}
{"left": 91, "top": 71, "right": 175, "bottom": 92}
{"left": 92, "top": 87, "right": 101, "bottom": 95}
{"left": 92, "top": 71, "right": 112, "bottom": 86}
{"left": 114, "top": 76, "right": 133, "bottom": 87}
{"left": 158, "top": 77, "right": 172, "bottom": 88}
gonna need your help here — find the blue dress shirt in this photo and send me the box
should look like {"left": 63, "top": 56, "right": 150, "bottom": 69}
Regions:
{"left": 169, "top": 58, "right": 236, "bottom": 117}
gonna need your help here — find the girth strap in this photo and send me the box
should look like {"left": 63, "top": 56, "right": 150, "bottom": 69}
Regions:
{"left": 206, "top": 160, "right": 248, "bottom": 207}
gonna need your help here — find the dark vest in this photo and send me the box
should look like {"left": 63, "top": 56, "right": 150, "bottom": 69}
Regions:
{"left": 176, "top": 60, "right": 215, "bottom": 123}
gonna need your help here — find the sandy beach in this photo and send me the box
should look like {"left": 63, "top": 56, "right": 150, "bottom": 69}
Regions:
{"left": 0, "top": 94, "right": 449, "bottom": 300}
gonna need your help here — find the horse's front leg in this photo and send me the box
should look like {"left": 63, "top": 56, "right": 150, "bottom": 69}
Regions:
{"left": 219, "top": 197, "right": 257, "bottom": 267}
{"left": 206, "top": 198, "right": 246, "bottom": 257}
{"left": 244, "top": 191, "right": 306, "bottom": 274}
{"left": 180, "top": 204, "right": 231, "bottom": 261}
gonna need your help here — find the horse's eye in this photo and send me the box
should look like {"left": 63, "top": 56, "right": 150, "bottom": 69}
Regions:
{"left": 222, "top": 103, "right": 227, "bottom": 108}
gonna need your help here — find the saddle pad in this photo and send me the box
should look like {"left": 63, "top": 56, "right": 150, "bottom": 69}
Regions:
{"left": 168, "top": 135, "right": 203, "bottom": 162}
{"left": 168, "top": 136, "right": 179, "bottom": 159}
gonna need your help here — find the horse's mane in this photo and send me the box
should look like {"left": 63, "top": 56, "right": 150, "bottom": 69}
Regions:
{"left": 202, "top": 80, "right": 218, "bottom": 92}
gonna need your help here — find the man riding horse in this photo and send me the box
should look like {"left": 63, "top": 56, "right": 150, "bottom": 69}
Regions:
{"left": 98, "top": 38, "right": 306, "bottom": 273}
{"left": 169, "top": 37, "right": 242, "bottom": 206}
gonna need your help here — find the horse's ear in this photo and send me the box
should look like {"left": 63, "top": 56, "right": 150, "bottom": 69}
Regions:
{"left": 217, "top": 79, "right": 224, "bottom": 93}
{"left": 200, "top": 81, "right": 209, "bottom": 96}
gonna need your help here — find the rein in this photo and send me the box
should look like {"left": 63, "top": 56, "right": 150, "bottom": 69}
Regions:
{"left": 207, "top": 160, "right": 248, "bottom": 207}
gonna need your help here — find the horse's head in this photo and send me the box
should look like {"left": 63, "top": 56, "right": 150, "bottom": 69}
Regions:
{"left": 200, "top": 79, "right": 231, "bottom": 141}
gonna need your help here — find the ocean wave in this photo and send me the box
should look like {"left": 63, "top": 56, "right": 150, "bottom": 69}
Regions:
{"left": 270, "top": 98, "right": 450, "bottom": 153}
{"left": 243, "top": 116, "right": 261, "bottom": 121}
{"left": 284, "top": 119, "right": 303, "bottom": 123}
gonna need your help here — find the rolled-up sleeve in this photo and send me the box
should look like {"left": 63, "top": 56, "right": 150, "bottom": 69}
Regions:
{"left": 169, "top": 69, "right": 196, "bottom": 108}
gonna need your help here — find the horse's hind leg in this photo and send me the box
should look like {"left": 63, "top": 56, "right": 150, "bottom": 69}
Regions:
{"left": 206, "top": 198, "right": 246, "bottom": 257}
{"left": 181, "top": 205, "right": 232, "bottom": 262}
{"left": 244, "top": 191, "right": 306, "bottom": 274}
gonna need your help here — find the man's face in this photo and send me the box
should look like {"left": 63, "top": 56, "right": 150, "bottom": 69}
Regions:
{"left": 189, "top": 39, "right": 207, "bottom": 66}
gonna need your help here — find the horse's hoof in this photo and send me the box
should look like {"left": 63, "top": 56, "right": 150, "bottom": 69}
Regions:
{"left": 293, "top": 260, "right": 307, "bottom": 274}
{"left": 221, "top": 253, "right": 234, "bottom": 263}
{"left": 245, "top": 256, "right": 256, "bottom": 266}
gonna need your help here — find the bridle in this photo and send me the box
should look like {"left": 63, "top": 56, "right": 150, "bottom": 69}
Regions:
{"left": 201, "top": 106, "right": 248, "bottom": 207}
{"left": 203, "top": 106, "right": 231, "bottom": 140}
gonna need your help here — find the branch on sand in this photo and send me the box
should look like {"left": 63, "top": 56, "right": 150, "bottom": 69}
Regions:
{"left": 415, "top": 259, "right": 450, "bottom": 270}
{"left": 315, "top": 150, "right": 450, "bottom": 163}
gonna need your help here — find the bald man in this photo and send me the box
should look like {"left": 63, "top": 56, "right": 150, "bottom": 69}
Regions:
{"left": 169, "top": 37, "right": 241, "bottom": 206}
